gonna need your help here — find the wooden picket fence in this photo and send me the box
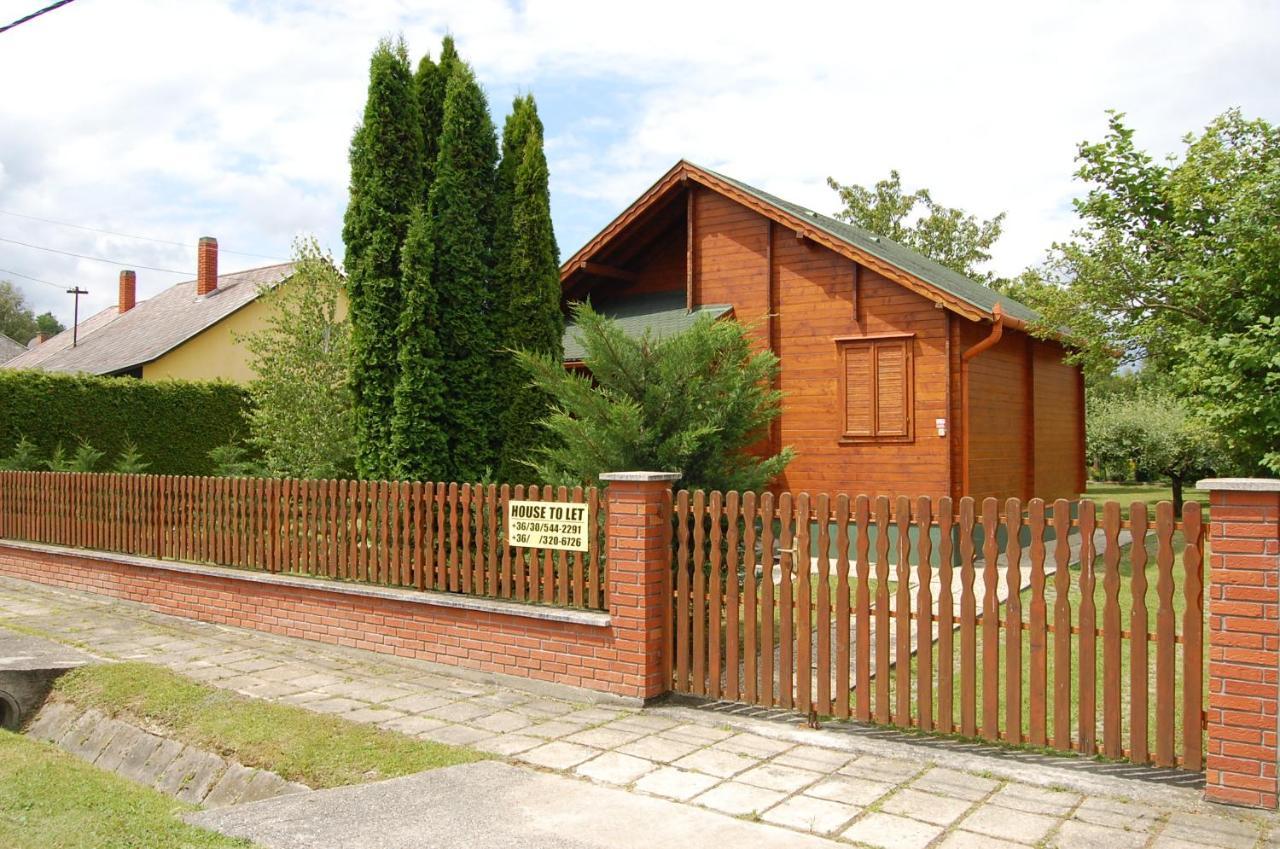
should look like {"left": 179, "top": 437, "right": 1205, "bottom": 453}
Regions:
{"left": 671, "top": 491, "right": 1206, "bottom": 771}
{"left": 0, "top": 471, "right": 608, "bottom": 611}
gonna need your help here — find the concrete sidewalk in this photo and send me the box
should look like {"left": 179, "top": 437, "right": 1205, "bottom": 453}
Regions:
{"left": 2, "top": 574, "right": 1275, "bottom": 849}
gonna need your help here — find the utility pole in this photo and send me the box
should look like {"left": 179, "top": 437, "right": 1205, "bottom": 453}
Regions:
{"left": 66, "top": 286, "right": 87, "bottom": 347}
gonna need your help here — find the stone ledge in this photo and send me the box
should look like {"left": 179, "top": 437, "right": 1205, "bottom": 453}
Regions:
{"left": 0, "top": 539, "right": 610, "bottom": 629}
{"left": 1196, "top": 477, "right": 1280, "bottom": 493}
{"left": 599, "top": 471, "right": 681, "bottom": 483}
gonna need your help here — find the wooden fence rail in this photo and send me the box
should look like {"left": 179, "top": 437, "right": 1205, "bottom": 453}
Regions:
{"left": 0, "top": 471, "right": 607, "bottom": 611}
{"left": 672, "top": 491, "right": 1206, "bottom": 771}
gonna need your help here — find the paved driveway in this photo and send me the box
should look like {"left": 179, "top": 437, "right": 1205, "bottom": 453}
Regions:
{"left": 1, "top": 574, "right": 1275, "bottom": 849}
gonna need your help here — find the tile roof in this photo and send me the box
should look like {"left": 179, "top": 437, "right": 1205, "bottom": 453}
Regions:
{"left": 695, "top": 164, "right": 1040, "bottom": 324}
{"left": 562, "top": 292, "right": 733, "bottom": 361}
{"left": 0, "top": 333, "right": 25, "bottom": 363}
{"left": 2, "top": 263, "right": 294, "bottom": 375}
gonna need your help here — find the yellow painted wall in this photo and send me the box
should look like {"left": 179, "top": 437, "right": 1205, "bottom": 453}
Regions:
{"left": 141, "top": 279, "right": 349, "bottom": 384}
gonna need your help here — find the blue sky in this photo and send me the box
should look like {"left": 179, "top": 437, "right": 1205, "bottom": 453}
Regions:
{"left": 1, "top": 0, "right": 1277, "bottom": 325}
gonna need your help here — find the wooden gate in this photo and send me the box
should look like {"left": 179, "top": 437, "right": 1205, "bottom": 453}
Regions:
{"left": 670, "top": 491, "right": 1206, "bottom": 771}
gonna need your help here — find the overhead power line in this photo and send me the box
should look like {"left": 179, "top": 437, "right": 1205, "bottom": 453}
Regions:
{"left": 0, "top": 209, "right": 289, "bottom": 261}
{"left": 0, "top": 266, "right": 69, "bottom": 291}
{"left": 0, "top": 0, "right": 78, "bottom": 36}
{"left": 0, "top": 236, "right": 194, "bottom": 275}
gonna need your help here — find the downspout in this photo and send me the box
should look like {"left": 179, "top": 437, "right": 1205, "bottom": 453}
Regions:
{"left": 959, "top": 304, "right": 1005, "bottom": 497}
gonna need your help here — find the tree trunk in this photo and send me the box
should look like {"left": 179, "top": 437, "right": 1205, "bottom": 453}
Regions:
{"left": 1171, "top": 475, "right": 1184, "bottom": 515}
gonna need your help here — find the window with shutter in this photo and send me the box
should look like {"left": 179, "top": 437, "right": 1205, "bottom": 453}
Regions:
{"left": 837, "top": 335, "right": 914, "bottom": 442}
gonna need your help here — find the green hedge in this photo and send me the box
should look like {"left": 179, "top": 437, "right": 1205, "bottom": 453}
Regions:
{"left": 0, "top": 371, "right": 249, "bottom": 475}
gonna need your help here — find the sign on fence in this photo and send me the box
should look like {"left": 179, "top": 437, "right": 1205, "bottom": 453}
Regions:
{"left": 506, "top": 499, "right": 589, "bottom": 552}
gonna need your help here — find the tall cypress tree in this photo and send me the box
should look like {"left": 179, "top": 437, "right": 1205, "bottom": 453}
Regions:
{"left": 494, "top": 96, "right": 563, "bottom": 482}
{"left": 412, "top": 36, "right": 457, "bottom": 197}
{"left": 389, "top": 207, "right": 450, "bottom": 480}
{"left": 429, "top": 61, "right": 500, "bottom": 481}
{"left": 342, "top": 38, "right": 423, "bottom": 479}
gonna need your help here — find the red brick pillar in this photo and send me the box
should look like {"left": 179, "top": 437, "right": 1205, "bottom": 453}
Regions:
{"left": 1200, "top": 478, "right": 1280, "bottom": 808}
{"left": 601, "top": 471, "right": 679, "bottom": 702}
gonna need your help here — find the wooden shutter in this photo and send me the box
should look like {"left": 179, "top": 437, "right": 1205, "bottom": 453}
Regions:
{"left": 843, "top": 344, "right": 874, "bottom": 437}
{"left": 838, "top": 336, "right": 913, "bottom": 441}
{"left": 874, "top": 341, "right": 909, "bottom": 437}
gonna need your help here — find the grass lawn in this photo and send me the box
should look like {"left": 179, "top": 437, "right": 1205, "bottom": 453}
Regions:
{"left": 53, "top": 662, "right": 485, "bottom": 789}
{"left": 0, "top": 729, "right": 255, "bottom": 849}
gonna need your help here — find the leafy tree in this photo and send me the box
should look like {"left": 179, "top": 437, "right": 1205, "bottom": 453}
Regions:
{"left": 1087, "top": 391, "right": 1225, "bottom": 512}
{"left": 0, "top": 281, "right": 40, "bottom": 344}
{"left": 493, "top": 95, "right": 563, "bottom": 483}
{"left": 35, "top": 312, "right": 64, "bottom": 338}
{"left": 343, "top": 37, "right": 424, "bottom": 479}
{"left": 429, "top": 60, "right": 500, "bottom": 481}
{"left": 1026, "top": 109, "right": 1280, "bottom": 473}
{"left": 241, "top": 238, "right": 356, "bottom": 479}
{"left": 516, "top": 303, "right": 792, "bottom": 492}
{"left": 827, "top": 171, "right": 1006, "bottom": 282}
{"left": 389, "top": 208, "right": 450, "bottom": 480}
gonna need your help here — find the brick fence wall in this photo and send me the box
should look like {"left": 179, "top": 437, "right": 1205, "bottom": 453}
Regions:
{"left": 1200, "top": 478, "right": 1280, "bottom": 808}
{"left": 0, "top": 473, "right": 680, "bottom": 703}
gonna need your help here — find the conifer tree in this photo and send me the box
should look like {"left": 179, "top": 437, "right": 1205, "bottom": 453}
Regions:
{"left": 493, "top": 96, "right": 564, "bottom": 482}
{"left": 389, "top": 208, "right": 450, "bottom": 480}
{"left": 428, "top": 61, "right": 500, "bottom": 481}
{"left": 342, "top": 38, "right": 423, "bottom": 479}
{"left": 413, "top": 36, "right": 457, "bottom": 196}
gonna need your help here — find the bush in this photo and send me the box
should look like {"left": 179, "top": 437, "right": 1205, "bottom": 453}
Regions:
{"left": 0, "top": 370, "right": 249, "bottom": 476}
{"left": 516, "top": 302, "right": 792, "bottom": 492}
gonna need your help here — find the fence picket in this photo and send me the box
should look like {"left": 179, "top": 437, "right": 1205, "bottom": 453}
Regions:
{"left": 873, "top": 495, "right": 891, "bottom": 724}
{"left": 692, "top": 489, "right": 707, "bottom": 696}
{"left": 937, "top": 498, "right": 954, "bottom": 734}
{"left": 815, "top": 493, "right": 831, "bottom": 716}
{"left": 708, "top": 491, "right": 724, "bottom": 701}
{"left": 1028, "top": 499, "right": 1047, "bottom": 747}
{"left": 959, "top": 497, "right": 977, "bottom": 737}
{"left": 795, "top": 492, "right": 812, "bottom": 714}
{"left": 894, "top": 496, "right": 911, "bottom": 727}
{"left": 1005, "top": 498, "right": 1023, "bottom": 744}
{"left": 1052, "top": 499, "right": 1072, "bottom": 750}
{"left": 1130, "top": 502, "right": 1150, "bottom": 764}
{"left": 1078, "top": 500, "right": 1098, "bottom": 756}
{"left": 915, "top": 496, "right": 933, "bottom": 732}
{"left": 675, "top": 490, "right": 691, "bottom": 692}
{"left": 854, "top": 495, "right": 871, "bottom": 721}
{"left": 1102, "top": 500, "right": 1123, "bottom": 759}
{"left": 778, "top": 492, "right": 795, "bottom": 710}
{"left": 743, "top": 492, "right": 759, "bottom": 705}
{"left": 725, "top": 491, "right": 742, "bottom": 703}
{"left": 1182, "top": 503, "right": 1204, "bottom": 771}
{"left": 759, "top": 492, "right": 776, "bottom": 707}
{"left": 981, "top": 497, "right": 1001, "bottom": 740}
{"left": 1154, "top": 501, "right": 1176, "bottom": 767}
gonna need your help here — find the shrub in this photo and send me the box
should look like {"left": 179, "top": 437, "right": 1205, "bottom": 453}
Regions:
{"left": 0, "top": 370, "right": 248, "bottom": 475}
{"left": 516, "top": 302, "right": 792, "bottom": 492}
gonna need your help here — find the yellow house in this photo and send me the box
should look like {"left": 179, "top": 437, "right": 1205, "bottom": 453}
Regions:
{"left": 2, "top": 237, "right": 338, "bottom": 384}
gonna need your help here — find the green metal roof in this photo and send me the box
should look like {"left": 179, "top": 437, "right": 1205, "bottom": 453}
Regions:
{"left": 695, "top": 164, "right": 1040, "bottom": 324}
{"left": 562, "top": 292, "right": 733, "bottom": 361}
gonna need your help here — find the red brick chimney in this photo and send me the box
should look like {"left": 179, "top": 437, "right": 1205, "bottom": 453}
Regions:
{"left": 196, "top": 236, "right": 218, "bottom": 296}
{"left": 118, "top": 269, "right": 136, "bottom": 314}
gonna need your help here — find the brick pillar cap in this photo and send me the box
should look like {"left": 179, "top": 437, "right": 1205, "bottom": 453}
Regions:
{"left": 1196, "top": 477, "right": 1280, "bottom": 493}
{"left": 600, "top": 471, "right": 681, "bottom": 483}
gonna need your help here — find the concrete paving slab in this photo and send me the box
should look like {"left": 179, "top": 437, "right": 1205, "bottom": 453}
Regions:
{"left": 761, "top": 794, "right": 861, "bottom": 834}
{"left": 574, "top": 752, "right": 657, "bottom": 786}
{"left": 188, "top": 760, "right": 846, "bottom": 849}
{"left": 842, "top": 811, "right": 943, "bottom": 849}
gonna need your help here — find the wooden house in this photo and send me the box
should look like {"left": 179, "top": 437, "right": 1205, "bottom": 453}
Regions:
{"left": 560, "top": 161, "right": 1084, "bottom": 504}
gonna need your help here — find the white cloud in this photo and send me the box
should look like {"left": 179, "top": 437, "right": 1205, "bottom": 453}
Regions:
{"left": 0, "top": 0, "right": 1276, "bottom": 323}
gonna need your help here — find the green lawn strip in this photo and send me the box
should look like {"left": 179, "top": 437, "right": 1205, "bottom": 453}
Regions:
{"left": 52, "top": 662, "right": 485, "bottom": 789}
{"left": 0, "top": 729, "right": 255, "bottom": 849}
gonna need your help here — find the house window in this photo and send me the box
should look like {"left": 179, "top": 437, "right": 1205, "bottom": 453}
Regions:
{"left": 836, "top": 335, "right": 914, "bottom": 442}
